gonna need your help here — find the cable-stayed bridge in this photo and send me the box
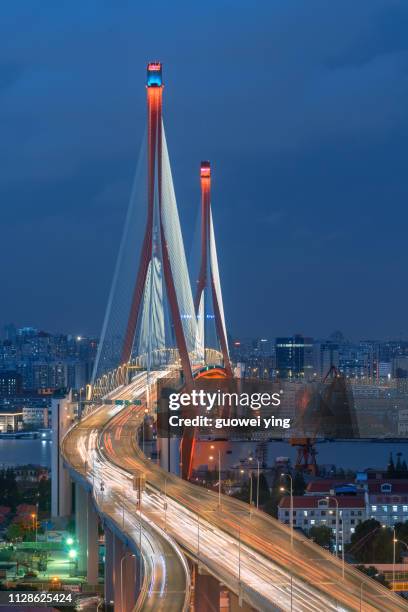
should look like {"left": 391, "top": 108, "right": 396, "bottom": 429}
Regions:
{"left": 56, "top": 63, "right": 407, "bottom": 611}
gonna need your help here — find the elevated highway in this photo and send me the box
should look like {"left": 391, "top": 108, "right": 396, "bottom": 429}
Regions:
{"left": 61, "top": 372, "right": 190, "bottom": 611}
{"left": 63, "top": 371, "right": 408, "bottom": 611}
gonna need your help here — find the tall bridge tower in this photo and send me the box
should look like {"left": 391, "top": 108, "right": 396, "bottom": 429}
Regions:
{"left": 195, "top": 161, "right": 232, "bottom": 375}
{"left": 121, "top": 63, "right": 193, "bottom": 383}
{"left": 93, "top": 62, "right": 198, "bottom": 384}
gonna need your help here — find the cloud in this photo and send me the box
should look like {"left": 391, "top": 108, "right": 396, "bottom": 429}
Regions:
{"left": 1, "top": 0, "right": 408, "bottom": 338}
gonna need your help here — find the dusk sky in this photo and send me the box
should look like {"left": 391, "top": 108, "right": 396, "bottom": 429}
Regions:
{"left": 1, "top": 1, "right": 408, "bottom": 340}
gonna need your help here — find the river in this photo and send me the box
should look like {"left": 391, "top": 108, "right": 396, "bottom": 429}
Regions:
{"left": 0, "top": 438, "right": 406, "bottom": 472}
{"left": 0, "top": 439, "right": 51, "bottom": 468}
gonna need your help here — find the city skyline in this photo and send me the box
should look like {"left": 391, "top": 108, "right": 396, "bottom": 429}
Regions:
{"left": 1, "top": 2, "right": 408, "bottom": 340}
{"left": 1, "top": 5, "right": 408, "bottom": 608}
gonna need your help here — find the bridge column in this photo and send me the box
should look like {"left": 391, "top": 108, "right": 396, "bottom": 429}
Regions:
{"left": 113, "top": 534, "right": 125, "bottom": 611}
{"left": 75, "top": 483, "right": 87, "bottom": 574}
{"left": 104, "top": 527, "right": 115, "bottom": 608}
{"left": 194, "top": 565, "right": 220, "bottom": 612}
{"left": 111, "top": 532, "right": 141, "bottom": 612}
{"left": 122, "top": 552, "right": 138, "bottom": 611}
{"left": 229, "top": 592, "right": 254, "bottom": 611}
{"left": 158, "top": 436, "right": 181, "bottom": 476}
{"left": 86, "top": 492, "right": 99, "bottom": 586}
{"left": 51, "top": 392, "right": 75, "bottom": 520}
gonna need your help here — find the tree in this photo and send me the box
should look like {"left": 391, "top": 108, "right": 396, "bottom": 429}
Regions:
{"left": 348, "top": 519, "right": 394, "bottom": 563}
{"left": 387, "top": 453, "right": 396, "bottom": 477}
{"left": 355, "top": 565, "right": 387, "bottom": 586}
{"left": 0, "top": 469, "right": 20, "bottom": 511}
{"left": 396, "top": 452, "right": 403, "bottom": 473}
{"left": 6, "top": 523, "right": 25, "bottom": 542}
{"left": 263, "top": 470, "right": 284, "bottom": 518}
{"left": 308, "top": 525, "right": 333, "bottom": 549}
{"left": 38, "top": 479, "right": 51, "bottom": 513}
{"left": 293, "top": 471, "right": 306, "bottom": 495}
{"left": 250, "top": 473, "right": 270, "bottom": 506}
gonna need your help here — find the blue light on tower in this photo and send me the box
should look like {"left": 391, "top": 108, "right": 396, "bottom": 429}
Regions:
{"left": 147, "top": 62, "right": 163, "bottom": 87}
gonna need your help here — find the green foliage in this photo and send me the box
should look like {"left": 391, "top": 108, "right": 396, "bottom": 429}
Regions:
{"left": 263, "top": 470, "right": 285, "bottom": 518}
{"left": 0, "top": 469, "right": 20, "bottom": 510}
{"left": 348, "top": 519, "right": 395, "bottom": 563}
{"left": 387, "top": 452, "right": 408, "bottom": 478}
{"left": 6, "top": 523, "right": 26, "bottom": 542}
{"left": 251, "top": 473, "right": 270, "bottom": 505}
{"left": 38, "top": 479, "right": 51, "bottom": 513}
{"left": 293, "top": 471, "right": 306, "bottom": 495}
{"left": 232, "top": 473, "right": 271, "bottom": 507}
{"left": 308, "top": 525, "right": 333, "bottom": 548}
{"left": 355, "top": 565, "right": 387, "bottom": 585}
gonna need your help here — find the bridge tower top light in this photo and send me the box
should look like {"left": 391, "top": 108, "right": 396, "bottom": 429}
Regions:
{"left": 200, "top": 161, "right": 211, "bottom": 181}
{"left": 147, "top": 62, "right": 163, "bottom": 87}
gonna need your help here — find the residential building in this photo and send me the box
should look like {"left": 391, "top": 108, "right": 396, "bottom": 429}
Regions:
{"left": 278, "top": 495, "right": 366, "bottom": 547}
{"left": 0, "top": 371, "right": 22, "bottom": 396}
{"left": 305, "top": 475, "right": 408, "bottom": 528}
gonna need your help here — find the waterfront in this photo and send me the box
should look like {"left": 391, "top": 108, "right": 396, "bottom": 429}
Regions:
{"left": 196, "top": 439, "right": 408, "bottom": 473}
{"left": 268, "top": 440, "right": 408, "bottom": 471}
{"left": 0, "top": 437, "right": 406, "bottom": 472}
{"left": 0, "top": 439, "right": 51, "bottom": 467}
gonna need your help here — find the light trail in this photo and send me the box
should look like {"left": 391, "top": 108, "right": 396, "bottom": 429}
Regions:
{"left": 63, "top": 372, "right": 408, "bottom": 611}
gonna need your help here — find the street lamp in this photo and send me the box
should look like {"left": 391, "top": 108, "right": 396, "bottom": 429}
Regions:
{"left": 68, "top": 548, "right": 77, "bottom": 577}
{"left": 163, "top": 478, "right": 168, "bottom": 531}
{"left": 393, "top": 536, "right": 408, "bottom": 589}
{"left": 142, "top": 408, "right": 148, "bottom": 454}
{"left": 120, "top": 552, "right": 136, "bottom": 611}
{"left": 31, "top": 513, "right": 37, "bottom": 543}
{"left": 218, "top": 451, "right": 222, "bottom": 507}
{"left": 256, "top": 460, "right": 260, "bottom": 510}
{"left": 393, "top": 527, "right": 397, "bottom": 586}
{"left": 280, "top": 473, "right": 293, "bottom": 548}
{"left": 320, "top": 495, "right": 345, "bottom": 578}
{"left": 238, "top": 526, "right": 241, "bottom": 585}
{"left": 197, "top": 514, "right": 200, "bottom": 557}
{"left": 209, "top": 451, "right": 222, "bottom": 508}
{"left": 249, "top": 472, "right": 253, "bottom": 513}
{"left": 322, "top": 496, "right": 339, "bottom": 559}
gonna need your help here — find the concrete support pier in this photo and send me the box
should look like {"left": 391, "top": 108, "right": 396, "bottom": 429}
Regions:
{"left": 229, "top": 592, "right": 254, "bottom": 611}
{"left": 75, "top": 483, "right": 88, "bottom": 574}
{"left": 86, "top": 491, "right": 99, "bottom": 585}
{"left": 194, "top": 565, "right": 220, "bottom": 612}
{"left": 104, "top": 527, "right": 115, "bottom": 608}
{"left": 107, "top": 530, "right": 141, "bottom": 611}
{"left": 51, "top": 392, "right": 75, "bottom": 520}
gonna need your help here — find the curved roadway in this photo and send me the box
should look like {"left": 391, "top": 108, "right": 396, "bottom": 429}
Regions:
{"left": 99, "top": 373, "right": 408, "bottom": 612}
{"left": 65, "top": 371, "right": 408, "bottom": 611}
{"left": 61, "top": 375, "right": 190, "bottom": 612}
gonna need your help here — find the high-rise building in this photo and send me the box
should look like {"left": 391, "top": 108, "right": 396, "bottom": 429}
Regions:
{"left": 275, "top": 335, "right": 314, "bottom": 379}
{"left": 0, "top": 371, "right": 22, "bottom": 396}
{"left": 314, "top": 341, "right": 339, "bottom": 379}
